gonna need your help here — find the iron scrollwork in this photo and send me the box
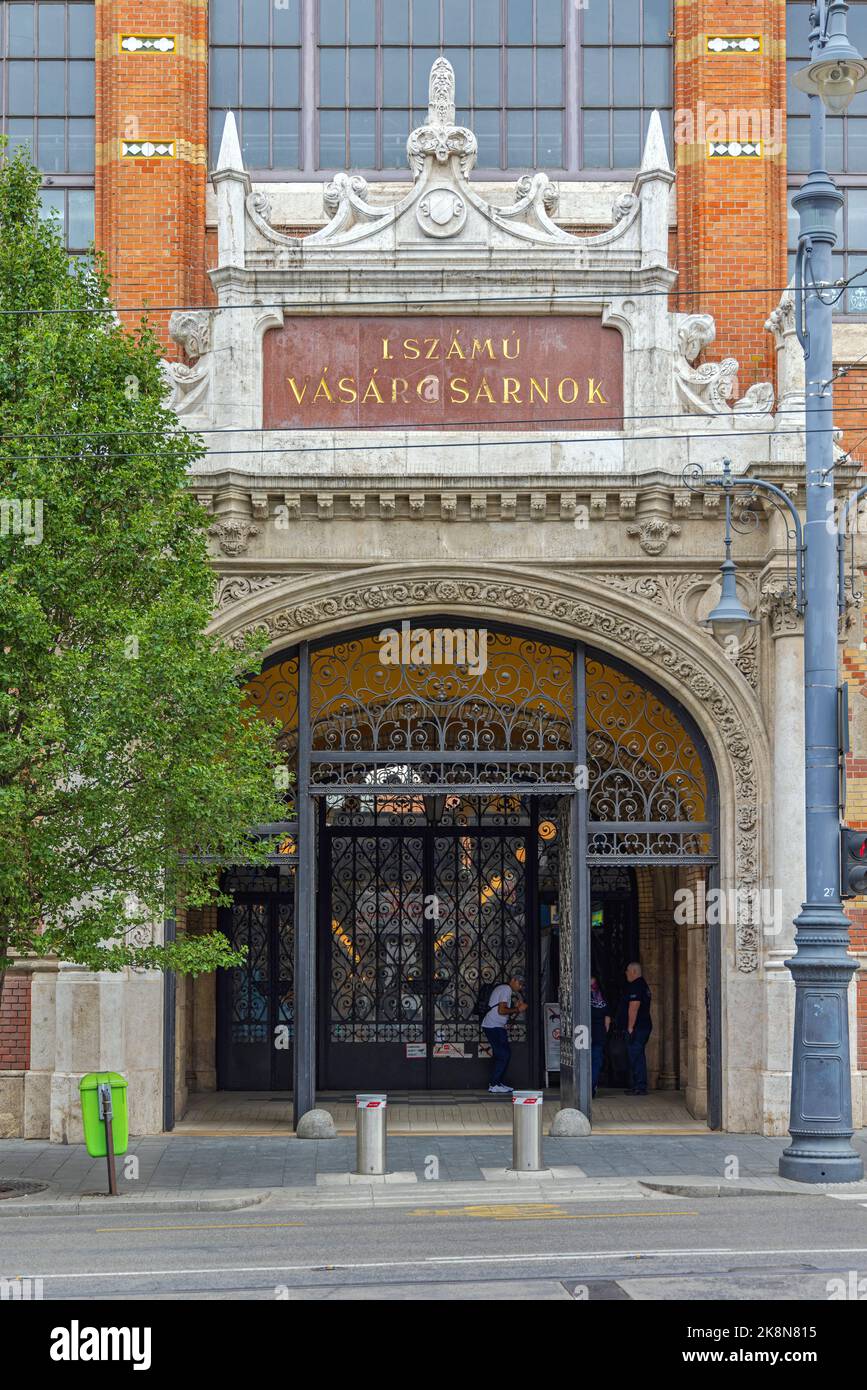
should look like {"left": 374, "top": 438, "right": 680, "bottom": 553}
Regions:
{"left": 308, "top": 629, "right": 575, "bottom": 793}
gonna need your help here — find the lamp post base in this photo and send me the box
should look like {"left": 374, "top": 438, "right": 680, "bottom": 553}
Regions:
{"left": 779, "top": 1143, "right": 864, "bottom": 1185}
{"left": 780, "top": 918, "right": 864, "bottom": 1185}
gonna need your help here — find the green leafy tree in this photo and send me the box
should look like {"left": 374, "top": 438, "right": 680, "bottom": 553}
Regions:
{"left": 0, "top": 148, "right": 287, "bottom": 977}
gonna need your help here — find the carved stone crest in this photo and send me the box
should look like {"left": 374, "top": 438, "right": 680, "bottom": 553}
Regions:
{"left": 627, "top": 519, "right": 682, "bottom": 555}
{"left": 417, "top": 188, "right": 466, "bottom": 238}
{"left": 209, "top": 519, "right": 260, "bottom": 557}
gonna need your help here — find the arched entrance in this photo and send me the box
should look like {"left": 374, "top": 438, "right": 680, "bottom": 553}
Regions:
{"left": 215, "top": 617, "right": 720, "bottom": 1123}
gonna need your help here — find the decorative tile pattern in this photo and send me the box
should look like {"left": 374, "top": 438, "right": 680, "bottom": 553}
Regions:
{"left": 120, "top": 140, "right": 176, "bottom": 159}
{"left": 707, "top": 140, "right": 763, "bottom": 159}
{"left": 119, "top": 35, "right": 176, "bottom": 54}
{"left": 706, "top": 35, "right": 763, "bottom": 55}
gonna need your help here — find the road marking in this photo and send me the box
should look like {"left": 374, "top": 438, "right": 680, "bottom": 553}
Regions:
{"left": 93, "top": 1222, "right": 304, "bottom": 1234}
{"left": 22, "top": 1245, "right": 867, "bottom": 1283}
{"left": 410, "top": 1205, "right": 698, "bottom": 1221}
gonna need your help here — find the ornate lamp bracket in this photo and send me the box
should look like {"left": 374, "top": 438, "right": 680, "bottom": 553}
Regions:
{"left": 683, "top": 458, "right": 806, "bottom": 614}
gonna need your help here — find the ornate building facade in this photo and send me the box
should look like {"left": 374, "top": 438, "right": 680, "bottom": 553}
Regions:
{"left": 1, "top": 1, "right": 866, "bottom": 1142}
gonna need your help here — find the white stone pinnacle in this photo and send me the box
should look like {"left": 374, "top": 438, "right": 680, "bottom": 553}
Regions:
{"left": 640, "top": 108, "right": 672, "bottom": 176}
{"left": 216, "top": 110, "right": 245, "bottom": 174}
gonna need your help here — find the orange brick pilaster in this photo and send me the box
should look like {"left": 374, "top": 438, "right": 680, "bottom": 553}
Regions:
{"left": 674, "top": 0, "right": 788, "bottom": 390}
{"left": 95, "top": 2, "right": 209, "bottom": 350}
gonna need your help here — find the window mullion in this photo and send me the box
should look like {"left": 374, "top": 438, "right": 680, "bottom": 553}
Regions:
{"left": 569, "top": 0, "right": 581, "bottom": 173}
{"left": 302, "top": 0, "right": 316, "bottom": 173}
{"left": 500, "top": 0, "right": 507, "bottom": 171}
{"left": 376, "top": 0, "right": 382, "bottom": 168}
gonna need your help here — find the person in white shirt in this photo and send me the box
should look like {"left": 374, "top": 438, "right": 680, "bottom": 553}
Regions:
{"left": 482, "top": 973, "right": 527, "bottom": 1094}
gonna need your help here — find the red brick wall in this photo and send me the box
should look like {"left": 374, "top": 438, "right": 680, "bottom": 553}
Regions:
{"left": 674, "top": 0, "right": 787, "bottom": 388}
{"left": 0, "top": 974, "right": 31, "bottom": 1070}
{"left": 95, "top": 2, "right": 209, "bottom": 351}
{"left": 836, "top": 374, "right": 867, "bottom": 463}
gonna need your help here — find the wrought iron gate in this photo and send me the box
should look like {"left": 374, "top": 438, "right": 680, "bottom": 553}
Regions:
{"left": 320, "top": 803, "right": 536, "bottom": 1090}
{"left": 217, "top": 866, "right": 295, "bottom": 1090}
{"left": 234, "top": 620, "right": 720, "bottom": 1123}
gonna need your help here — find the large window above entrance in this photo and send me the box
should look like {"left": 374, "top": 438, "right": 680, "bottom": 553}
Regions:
{"left": 316, "top": 0, "right": 566, "bottom": 172}
{"left": 207, "top": 0, "right": 673, "bottom": 175}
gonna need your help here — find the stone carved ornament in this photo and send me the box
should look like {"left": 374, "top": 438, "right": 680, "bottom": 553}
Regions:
{"left": 208, "top": 518, "right": 260, "bottom": 556}
{"left": 221, "top": 574, "right": 762, "bottom": 972}
{"left": 759, "top": 578, "right": 803, "bottom": 636}
{"left": 594, "top": 571, "right": 759, "bottom": 690}
{"left": 161, "top": 310, "right": 213, "bottom": 415}
{"left": 626, "top": 518, "right": 682, "bottom": 556}
{"left": 247, "top": 58, "right": 601, "bottom": 250}
{"left": 407, "top": 56, "right": 478, "bottom": 181}
{"left": 676, "top": 314, "right": 775, "bottom": 423}
{"left": 215, "top": 575, "right": 283, "bottom": 610}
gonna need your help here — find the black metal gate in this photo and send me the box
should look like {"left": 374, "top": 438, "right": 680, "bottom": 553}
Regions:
{"left": 217, "top": 867, "right": 295, "bottom": 1090}
{"left": 320, "top": 805, "right": 536, "bottom": 1090}
{"left": 228, "top": 620, "right": 721, "bottom": 1124}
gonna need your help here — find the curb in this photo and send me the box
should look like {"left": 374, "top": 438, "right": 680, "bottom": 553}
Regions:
{"left": 639, "top": 1177, "right": 867, "bottom": 1199}
{"left": 0, "top": 1190, "right": 271, "bottom": 1218}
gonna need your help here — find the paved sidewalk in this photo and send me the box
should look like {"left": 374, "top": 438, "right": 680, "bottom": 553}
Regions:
{"left": 2, "top": 1130, "right": 867, "bottom": 1214}
{"left": 176, "top": 1088, "right": 702, "bottom": 1137}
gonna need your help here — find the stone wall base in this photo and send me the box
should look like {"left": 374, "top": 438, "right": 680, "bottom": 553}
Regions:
{"left": 48, "top": 1069, "right": 164, "bottom": 1144}
{"left": 685, "top": 1083, "right": 707, "bottom": 1120}
{"left": 0, "top": 1071, "right": 24, "bottom": 1137}
{"left": 758, "top": 1069, "right": 866, "bottom": 1137}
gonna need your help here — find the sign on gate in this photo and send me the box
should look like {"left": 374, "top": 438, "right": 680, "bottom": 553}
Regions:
{"left": 544, "top": 1003, "right": 561, "bottom": 1074}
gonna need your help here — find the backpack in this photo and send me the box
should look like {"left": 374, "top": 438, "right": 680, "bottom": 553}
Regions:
{"left": 475, "top": 983, "right": 500, "bottom": 1020}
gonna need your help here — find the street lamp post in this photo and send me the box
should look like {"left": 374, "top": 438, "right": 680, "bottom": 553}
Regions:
{"left": 782, "top": 0, "right": 866, "bottom": 1183}
{"left": 688, "top": 1, "right": 867, "bottom": 1183}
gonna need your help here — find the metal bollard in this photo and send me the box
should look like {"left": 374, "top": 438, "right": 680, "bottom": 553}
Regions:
{"left": 512, "top": 1091, "right": 544, "bottom": 1171}
{"left": 356, "top": 1093, "right": 387, "bottom": 1175}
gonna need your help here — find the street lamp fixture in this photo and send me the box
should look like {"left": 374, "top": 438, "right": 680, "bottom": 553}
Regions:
{"left": 684, "top": 458, "right": 805, "bottom": 648}
{"left": 703, "top": 480, "right": 760, "bottom": 648}
{"left": 793, "top": 1, "right": 867, "bottom": 113}
{"left": 704, "top": 559, "right": 756, "bottom": 648}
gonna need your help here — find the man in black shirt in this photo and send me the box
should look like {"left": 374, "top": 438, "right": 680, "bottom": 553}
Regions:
{"left": 617, "top": 961, "right": 652, "bottom": 1096}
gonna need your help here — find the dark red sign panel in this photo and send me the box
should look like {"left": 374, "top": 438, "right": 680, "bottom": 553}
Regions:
{"left": 262, "top": 316, "right": 624, "bottom": 430}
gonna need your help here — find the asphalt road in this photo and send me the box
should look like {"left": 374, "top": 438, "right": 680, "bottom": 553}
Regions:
{"left": 3, "top": 1192, "right": 867, "bottom": 1301}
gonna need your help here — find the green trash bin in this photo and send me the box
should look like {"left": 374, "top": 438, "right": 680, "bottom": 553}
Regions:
{"left": 79, "top": 1072, "right": 129, "bottom": 1157}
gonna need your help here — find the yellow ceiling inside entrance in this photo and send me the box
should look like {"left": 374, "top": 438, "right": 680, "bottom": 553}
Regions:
{"left": 243, "top": 631, "right": 707, "bottom": 820}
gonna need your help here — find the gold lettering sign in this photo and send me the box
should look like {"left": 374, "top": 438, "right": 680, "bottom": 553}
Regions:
{"left": 263, "top": 316, "right": 624, "bottom": 430}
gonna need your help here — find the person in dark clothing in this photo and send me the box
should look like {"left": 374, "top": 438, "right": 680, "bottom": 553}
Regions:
{"left": 616, "top": 961, "right": 652, "bottom": 1095}
{"left": 590, "top": 975, "right": 612, "bottom": 1097}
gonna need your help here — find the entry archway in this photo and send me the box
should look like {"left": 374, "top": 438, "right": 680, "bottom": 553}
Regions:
{"left": 224, "top": 613, "right": 721, "bottom": 1122}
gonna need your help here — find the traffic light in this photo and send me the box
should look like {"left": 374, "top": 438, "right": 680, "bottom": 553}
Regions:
{"left": 841, "top": 828, "right": 867, "bottom": 898}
